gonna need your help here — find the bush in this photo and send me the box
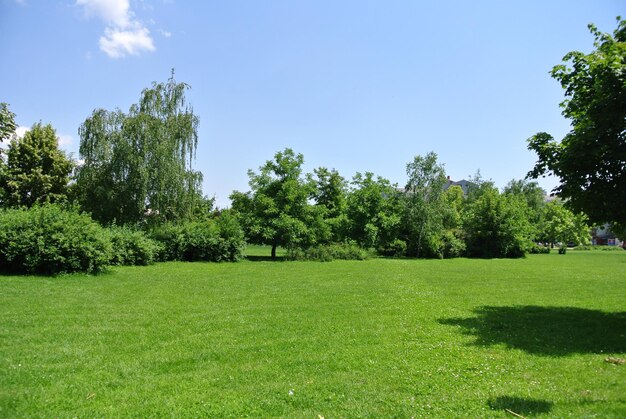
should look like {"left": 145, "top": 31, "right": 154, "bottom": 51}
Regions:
{"left": 150, "top": 212, "right": 245, "bottom": 262}
{"left": 109, "top": 226, "right": 161, "bottom": 266}
{"left": 378, "top": 239, "right": 407, "bottom": 258}
{"left": 287, "top": 242, "right": 371, "bottom": 261}
{"left": 0, "top": 205, "right": 111, "bottom": 274}
{"left": 529, "top": 244, "right": 551, "bottom": 254}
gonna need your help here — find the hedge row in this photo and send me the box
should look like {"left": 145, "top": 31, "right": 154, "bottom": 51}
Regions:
{"left": 0, "top": 206, "right": 245, "bottom": 275}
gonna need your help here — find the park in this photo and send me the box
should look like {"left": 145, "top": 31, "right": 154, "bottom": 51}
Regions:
{"left": 1, "top": 8, "right": 625, "bottom": 418}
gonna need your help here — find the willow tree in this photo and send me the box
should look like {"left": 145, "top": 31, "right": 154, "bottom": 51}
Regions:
{"left": 75, "top": 72, "right": 203, "bottom": 225}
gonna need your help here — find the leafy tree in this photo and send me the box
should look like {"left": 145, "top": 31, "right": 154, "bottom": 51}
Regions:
{"left": 401, "top": 152, "right": 448, "bottom": 258}
{"left": 308, "top": 167, "right": 348, "bottom": 242}
{"left": 230, "top": 148, "right": 324, "bottom": 258}
{"left": 0, "top": 102, "right": 16, "bottom": 143}
{"left": 345, "top": 172, "right": 402, "bottom": 250}
{"left": 539, "top": 200, "right": 591, "bottom": 248}
{"left": 503, "top": 179, "right": 547, "bottom": 240}
{"left": 463, "top": 186, "right": 534, "bottom": 258}
{"left": 2, "top": 122, "right": 74, "bottom": 207}
{"left": 527, "top": 18, "right": 626, "bottom": 237}
{"left": 0, "top": 102, "right": 17, "bottom": 206}
{"left": 75, "top": 72, "right": 204, "bottom": 226}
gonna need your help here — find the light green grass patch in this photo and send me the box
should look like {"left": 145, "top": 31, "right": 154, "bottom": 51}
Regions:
{"left": 1, "top": 252, "right": 625, "bottom": 417}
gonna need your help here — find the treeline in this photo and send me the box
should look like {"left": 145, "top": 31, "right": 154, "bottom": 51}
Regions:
{"left": 230, "top": 149, "right": 591, "bottom": 260}
{"left": 0, "top": 74, "right": 591, "bottom": 274}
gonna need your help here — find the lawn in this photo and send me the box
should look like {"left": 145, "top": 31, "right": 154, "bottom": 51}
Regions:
{"left": 1, "top": 251, "right": 625, "bottom": 417}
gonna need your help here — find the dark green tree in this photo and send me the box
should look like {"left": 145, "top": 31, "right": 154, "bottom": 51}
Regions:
{"left": 230, "top": 148, "right": 324, "bottom": 258}
{"left": 2, "top": 122, "right": 74, "bottom": 207}
{"left": 527, "top": 18, "right": 626, "bottom": 237}
{"left": 75, "top": 72, "right": 204, "bottom": 225}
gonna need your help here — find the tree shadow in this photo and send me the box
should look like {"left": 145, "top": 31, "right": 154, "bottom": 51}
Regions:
{"left": 439, "top": 306, "right": 626, "bottom": 356}
{"left": 488, "top": 396, "right": 553, "bottom": 416}
{"left": 244, "top": 255, "right": 286, "bottom": 262}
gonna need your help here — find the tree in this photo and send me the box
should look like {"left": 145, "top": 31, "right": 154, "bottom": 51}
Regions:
{"left": 230, "top": 148, "right": 323, "bottom": 258}
{"left": 75, "top": 72, "right": 204, "bottom": 226}
{"left": 462, "top": 186, "right": 534, "bottom": 258}
{"left": 0, "top": 102, "right": 16, "bottom": 143}
{"left": 308, "top": 167, "right": 348, "bottom": 242}
{"left": 0, "top": 102, "right": 17, "bottom": 205}
{"left": 527, "top": 18, "right": 626, "bottom": 237}
{"left": 2, "top": 122, "right": 74, "bottom": 207}
{"left": 539, "top": 200, "right": 591, "bottom": 248}
{"left": 345, "top": 172, "right": 402, "bottom": 250}
{"left": 401, "top": 152, "right": 448, "bottom": 258}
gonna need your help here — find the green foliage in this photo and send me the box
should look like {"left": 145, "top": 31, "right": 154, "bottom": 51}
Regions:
{"left": 527, "top": 18, "right": 626, "bottom": 233}
{"left": 401, "top": 152, "right": 448, "bottom": 258}
{"left": 463, "top": 186, "right": 534, "bottom": 258}
{"left": 286, "top": 242, "right": 371, "bottom": 261}
{"left": 108, "top": 226, "right": 161, "bottom": 266}
{"left": 345, "top": 172, "right": 402, "bottom": 250}
{"left": 539, "top": 200, "right": 591, "bottom": 247}
{"left": 0, "top": 102, "right": 16, "bottom": 143}
{"left": 0, "top": 205, "right": 111, "bottom": 274}
{"left": 2, "top": 122, "right": 74, "bottom": 208}
{"left": 75, "top": 71, "right": 204, "bottom": 226}
{"left": 528, "top": 244, "right": 551, "bottom": 254}
{"left": 231, "top": 148, "right": 322, "bottom": 258}
{"left": 150, "top": 212, "right": 245, "bottom": 262}
{"left": 377, "top": 238, "right": 407, "bottom": 257}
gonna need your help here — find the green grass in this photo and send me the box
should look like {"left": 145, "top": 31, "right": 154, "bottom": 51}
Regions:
{"left": 1, "top": 251, "right": 625, "bottom": 417}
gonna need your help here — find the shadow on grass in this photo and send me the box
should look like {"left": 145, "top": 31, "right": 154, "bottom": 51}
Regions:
{"left": 439, "top": 306, "right": 626, "bottom": 356}
{"left": 488, "top": 396, "right": 553, "bottom": 416}
{"left": 244, "top": 255, "right": 286, "bottom": 262}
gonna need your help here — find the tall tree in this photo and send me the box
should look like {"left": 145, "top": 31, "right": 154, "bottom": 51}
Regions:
{"left": 402, "top": 152, "right": 448, "bottom": 258}
{"left": 308, "top": 167, "right": 348, "bottom": 242}
{"left": 75, "top": 72, "right": 203, "bottom": 225}
{"left": 2, "top": 122, "right": 73, "bottom": 208}
{"left": 527, "top": 18, "right": 626, "bottom": 237}
{"left": 230, "top": 148, "right": 323, "bottom": 258}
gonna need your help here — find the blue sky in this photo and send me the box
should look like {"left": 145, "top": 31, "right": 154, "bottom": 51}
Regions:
{"left": 1, "top": 0, "right": 623, "bottom": 207}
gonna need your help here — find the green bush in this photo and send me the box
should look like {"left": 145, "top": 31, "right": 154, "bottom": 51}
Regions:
{"left": 109, "top": 226, "right": 161, "bottom": 266}
{"left": 150, "top": 212, "right": 245, "bottom": 262}
{"left": 287, "top": 242, "right": 371, "bottom": 261}
{"left": 378, "top": 239, "right": 407, "bottom": 258}
{"left": 0, "top": 205, "right": 111, "bottom": 274}
{"left": 529, "top": 244, "right": 551, "bottom": 254}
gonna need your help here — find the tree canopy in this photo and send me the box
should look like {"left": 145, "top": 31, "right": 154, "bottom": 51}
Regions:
{"left": 527, "top": 17, "right": 626, "bottom": 236}
{"left": 75, "top": 72, "right": 204, "bottom": 226}
{"left": 230, "top": 148, "right": 324, "bottom": 258}
{"left": 1, "top": 122, "right": 73, "bottom": 208}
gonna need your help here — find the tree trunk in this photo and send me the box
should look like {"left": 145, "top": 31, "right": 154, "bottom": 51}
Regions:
{"left": 271, "top": 243, "right": 277, "bottom": 259}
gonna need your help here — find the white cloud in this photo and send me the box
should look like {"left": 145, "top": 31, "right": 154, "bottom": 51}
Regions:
{"left": 15, "top": 126, "right": 29, "bottom": 138}
{"left": 58, "top": 134, "right": 74, "bottom": 147}
{"left": 76, "top": 0, "right": 155, "bottom": 58}
{"left": 159, "top": 29, "right": 172, "bottom": 38}
{"left": 100, "top": 26, "right": 155, "bottom": 58}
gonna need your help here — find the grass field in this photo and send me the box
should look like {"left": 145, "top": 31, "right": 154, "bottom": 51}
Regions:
{"left": 1, "top": 250, "right": 625, "bottom": 417}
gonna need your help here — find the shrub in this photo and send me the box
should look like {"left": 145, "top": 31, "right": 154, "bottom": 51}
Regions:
{"left": 378, "top": 239, "right": 407, "bottom": 258}
{"left": 529, "top": 244, "right": 551, "bottom": 254}
{"left": 150, "top": 212, "right": 245, "bottom": 262}
{"left": 109, "top": 226, "right": 161, "bottom": 266}
{"left": 0, "top": 205, "right": 111, "bottom": 274}
{"left": 287, "top": 242, "right": 371, "bottom": 261}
